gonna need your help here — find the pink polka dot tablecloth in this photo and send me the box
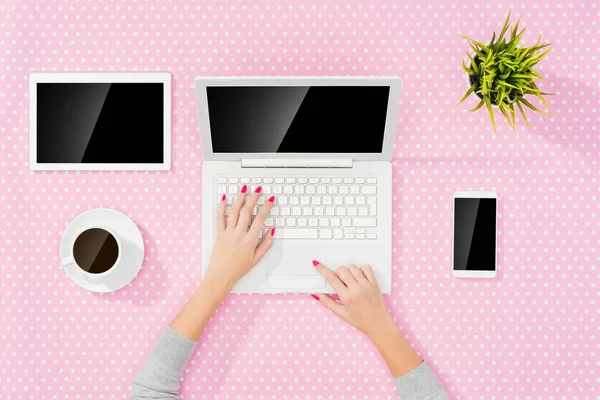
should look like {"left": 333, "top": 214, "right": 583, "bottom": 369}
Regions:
{"left": 1, "top": 0, "right": 598, "bottom": 398}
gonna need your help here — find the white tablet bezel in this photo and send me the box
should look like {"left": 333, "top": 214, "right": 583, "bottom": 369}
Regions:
{"left": 194, "top": 76, "right": 402, "bottom": 162}
{"left": 452, "top": 191, "right": 498, "bottom": 278}
{"left": 29, "top": 72, "right": 171, "bottom": 171}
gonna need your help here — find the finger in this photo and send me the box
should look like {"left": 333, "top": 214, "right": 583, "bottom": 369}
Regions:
{"left": 254, "top": 227, "right": 275, "bottom": 262}
{"left": 312, "top": 261, "right": 348, "bottom": 295}
{"left": 238, "top": 186, "right": 262, "bottom": 230}
{"left": 217, "top": 193, "right": 227, "bottom": 233}
{"left": 360, "top": 265, "right": 376, "bottom": 283}
{"left": 348, "top": 264, "right": 368, "bottom": 284}
{"left": 312, "top": 293, "right": 346, "bottom": 319}
{"left": 249, "top": 194, "right": 275, "bottom": 238}
{"left": 336, "top": 266, "right": 357, "bottom": 287}
{"left": 227, "top": 184, "right": 248, "bottom": 229}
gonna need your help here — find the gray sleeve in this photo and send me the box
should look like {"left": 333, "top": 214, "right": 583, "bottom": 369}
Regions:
{"left": 130, "top": 326, "right": 197, "bottom": 400}
{"left": 394, "top": 361, "right": 450, "bottom": 400}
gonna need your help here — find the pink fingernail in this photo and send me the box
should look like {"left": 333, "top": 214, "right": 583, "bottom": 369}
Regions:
{"left": 311, "top": 294, "right": 320, "bottom": 300}
{"left": 221, "top": 194, "right": 226, "bottom": 202}
{"left": 312, "top": 260, "right": 320, "bottom": 267}
{"left": 268, "top": 195, "right": 275, "bottom": 203}
{"left": 270, "top": 227, "right": 276, "bottom": 237}
{"left": 241, "top": 185, "right": 247, "bottom": 193}
{"left": 255, "top": 186, "right": 262, "bottom": 193}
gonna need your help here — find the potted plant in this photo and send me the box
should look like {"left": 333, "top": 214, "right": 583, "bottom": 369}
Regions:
{"left": 457, "top": 11, "right": 552, "bottom": 131}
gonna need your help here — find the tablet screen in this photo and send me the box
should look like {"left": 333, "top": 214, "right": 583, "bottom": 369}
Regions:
{"left": 36, "top": 82, "right": 164, "bottom": 164}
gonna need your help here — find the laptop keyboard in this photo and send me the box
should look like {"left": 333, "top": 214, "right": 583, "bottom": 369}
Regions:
{"left": 215, "top": 176, "right": 378, "bottom": 240}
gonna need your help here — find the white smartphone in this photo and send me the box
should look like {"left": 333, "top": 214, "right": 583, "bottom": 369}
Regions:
{"left": 452, "top": 191, "right": 498, "bottom": 278}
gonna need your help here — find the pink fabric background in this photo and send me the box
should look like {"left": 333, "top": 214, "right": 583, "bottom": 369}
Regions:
{"left": 1, "top": 0, "right": 597, "bottom": 398}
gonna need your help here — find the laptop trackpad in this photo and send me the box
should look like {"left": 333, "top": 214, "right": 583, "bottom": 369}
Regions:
{"left": 267, "top": 245, "right": 326, "bottom": 289}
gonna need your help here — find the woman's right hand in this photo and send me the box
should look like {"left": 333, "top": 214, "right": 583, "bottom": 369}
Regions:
{"left": 312, "top": 261, "right": 423, "bottom": 378}
{"left": 311, "top": 261, "right": 398, "bottom": 338}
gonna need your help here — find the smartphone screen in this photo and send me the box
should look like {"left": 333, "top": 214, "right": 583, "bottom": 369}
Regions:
{"left": 453, "top": 198, "right": 497, "bottom": 271}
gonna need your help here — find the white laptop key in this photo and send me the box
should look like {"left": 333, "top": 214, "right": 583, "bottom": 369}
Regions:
{"left": 353, "top": 218, "right": 377, "bottom": 227}
{"left": 361, "top": 186, "right": 377, "bottom": 195}
{"left": 320, "top": 229, "right": 332, "bottom": 239}
{"left": 276, "top": 229, "right": 318, "bottom": 239}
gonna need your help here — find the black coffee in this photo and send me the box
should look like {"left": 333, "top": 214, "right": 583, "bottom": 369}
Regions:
{"left": 73, "top": 228, "right": 119, "bottom": 274}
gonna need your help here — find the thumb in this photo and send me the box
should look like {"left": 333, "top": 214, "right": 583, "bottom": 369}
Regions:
{"left": 254, "top": 229, "right": 274, "bottom": 262}
{"left": 314, "top": 294, "right": 346, "bottom": 320}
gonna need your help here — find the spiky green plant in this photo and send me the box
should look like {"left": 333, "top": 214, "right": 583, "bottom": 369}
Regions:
{"left": 457, "top": 11, "right": 552, "bottom": 131}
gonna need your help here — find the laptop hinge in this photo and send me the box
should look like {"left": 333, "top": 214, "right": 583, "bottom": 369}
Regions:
{"left": 241, "top": 158, "right": 353, "bottom": 168}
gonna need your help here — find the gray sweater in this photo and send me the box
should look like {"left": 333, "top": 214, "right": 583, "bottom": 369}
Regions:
{"left": 130, "top": 327, "right": 450, "bottom": 399}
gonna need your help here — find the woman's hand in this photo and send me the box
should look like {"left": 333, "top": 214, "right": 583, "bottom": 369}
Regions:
{"left": 204, "top": 185, "right": 276, "bottom": 291}
{"left": 170, "top": 184, "right": 275, "bottom": 342}
{"left": 311, "top": 261, "right": 397, "bottom": 337}
{"left": 312, "top": 261, "right": 423, "bottom": 377}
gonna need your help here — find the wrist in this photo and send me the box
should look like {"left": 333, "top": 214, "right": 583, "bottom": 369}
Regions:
{"left": 198, "top": 274, "right": 234, "bottom": 302}
{"left": 365, "top": 315, "right": 402, "bottom": 344}
{"left": 202, "top": 265, "right": 238, "bottom": 295}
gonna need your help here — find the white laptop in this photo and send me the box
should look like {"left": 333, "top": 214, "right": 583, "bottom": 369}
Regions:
{"left": 196, "top": 77, "right": 401, "bottom": 294}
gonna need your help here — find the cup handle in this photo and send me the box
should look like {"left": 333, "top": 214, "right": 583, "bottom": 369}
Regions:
{"left": 61, "top": 256, "right": 75, "bottom": 266}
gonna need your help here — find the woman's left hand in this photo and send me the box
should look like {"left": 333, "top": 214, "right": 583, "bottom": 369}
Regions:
{"left": 203, "top": 185, "right": 276, "bottom": 291}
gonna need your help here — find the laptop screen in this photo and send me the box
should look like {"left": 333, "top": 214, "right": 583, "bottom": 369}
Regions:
{"left": 207, "top": 86, "right": 390, "bottom": 153}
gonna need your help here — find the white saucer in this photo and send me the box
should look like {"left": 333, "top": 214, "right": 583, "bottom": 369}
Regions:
{"left": 60, "top": 208, "right": 144, "bottom": 293}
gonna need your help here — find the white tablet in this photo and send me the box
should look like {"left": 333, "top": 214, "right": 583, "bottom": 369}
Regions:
{"left": 29, "top": 72, "right": 171, "bottom": 171}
